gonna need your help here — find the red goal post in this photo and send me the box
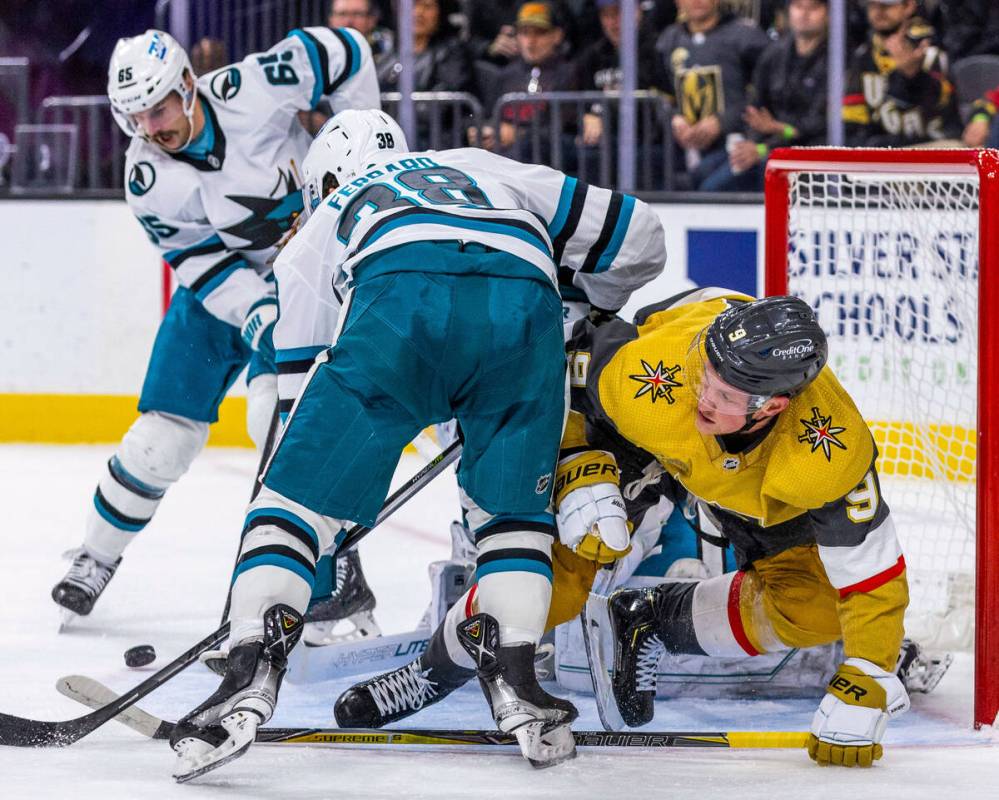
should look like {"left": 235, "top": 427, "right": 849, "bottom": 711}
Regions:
{"left": 764, "top": 147, "right": 999, "bottom": 729}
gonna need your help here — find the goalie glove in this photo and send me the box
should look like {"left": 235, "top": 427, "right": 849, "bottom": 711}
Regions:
{"left": 554, "top": 451, "right": 630, "bottom": 564}
{"left": 808, "top": 657, "right": 910, "bottom": 767}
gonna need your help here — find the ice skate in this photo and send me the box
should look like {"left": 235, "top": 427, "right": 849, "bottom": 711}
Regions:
{"left": 304, "top": 549, "right": 381, "bottom": 646}
{"left": 335, "top": 617, "right": 474, "bottom": 727}
{"left": 457, "top": 614, "right": 577, "bottom": 768}
{"left": 171, "top": 604, "right": 303, "bottom": 782}
{"left": 51, "top": 548, "right": 121, "bottom": 627}
{"left": 583, "top": 587, "right": 664, "bottom": 730}
{"left": 896, "top": 638, "right": 954, "bottom": 694}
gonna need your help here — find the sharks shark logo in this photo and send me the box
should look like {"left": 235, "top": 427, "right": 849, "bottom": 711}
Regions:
{"left": 128, "top": 161, "right": 156, "bottom": 196}
{"left": 220, "top": 168, "right": 303, "bottom": 249}
{"left": 210, "top": 67, "right": 241, "bottom": 102}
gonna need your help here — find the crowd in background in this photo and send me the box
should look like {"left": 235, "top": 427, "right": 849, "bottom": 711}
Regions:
{"left": 2, "top": 0, "right": 999, "bottom": 191}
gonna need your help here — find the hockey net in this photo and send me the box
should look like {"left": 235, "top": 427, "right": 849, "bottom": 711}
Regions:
{"left": 764, "top": 147, "right": 999, "bottom": 728}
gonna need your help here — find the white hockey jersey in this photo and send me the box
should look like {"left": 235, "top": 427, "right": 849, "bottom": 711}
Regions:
{"left": 124, "top": 26, "right": 379, "bottom": 329}
{"left": 272, "top": 147, "right": 667, "bottom": 416}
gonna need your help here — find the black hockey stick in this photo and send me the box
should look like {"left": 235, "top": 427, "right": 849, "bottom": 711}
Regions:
{"left": 0, "top": 622, "right": 230, "bottom": 748}
{"left": 55, "top": 676, "right": 809, "bottom": 749}
{"left": 331, "top": 439, "right": 462, "bottom": 557}
{"left": 2, "top": 441, "right": 460, "bottom": 748}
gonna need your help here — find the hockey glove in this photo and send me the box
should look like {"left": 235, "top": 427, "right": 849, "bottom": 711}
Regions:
{"left": 554, "top": 454, "right": 630, "bottom": 565}
{"left": 241, "top": 297, "right": 278, "bottom": 364}
{"left": 808, "top": 657, "right": 910, "bottom": 767}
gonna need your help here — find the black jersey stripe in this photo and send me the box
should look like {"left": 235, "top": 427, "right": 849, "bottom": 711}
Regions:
{"left": 236, "top": 544, "right": 316, "bottom": 576}
{"left": 277, "top": 359, "right": 317, "bottom": 375}
{"left": 350, "top": 205, "right": 551, "bottom": 258}
{"left": 551, "top": 180, "right": 589, "bottom": 264}
{"left": 477, "top": 548, "right": 553, "bottom": 570}
{"left": 243, "top": 514, "right": 320, "bottom": 561}
{"left": 581, "top": 191, "right": 624, "bottom": 274}
{"left": 327, "top": 28, "right": 354, "bottom": 94}
{"left": 188, "top": 252, "right": 244, "bottom": 296}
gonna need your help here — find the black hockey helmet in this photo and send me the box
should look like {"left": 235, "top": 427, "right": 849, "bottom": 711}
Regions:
{"left": 701, "top": 296, "right": 828, "bottom": 399}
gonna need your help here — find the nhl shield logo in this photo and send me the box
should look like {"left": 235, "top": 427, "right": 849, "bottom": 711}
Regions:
{"left": 722, "top": 457, "right": 740, "bottom": 470}
{"left": 535, "top": 472, "right": 552, "bottom": 495}
{"left": 127, "top": 161, "right": 155, "bottom": 196}
{"left": 210, "top": 67, "right": 242, "bottom": 102}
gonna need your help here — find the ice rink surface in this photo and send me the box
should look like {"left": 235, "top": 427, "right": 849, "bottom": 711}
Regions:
{"left": 2, "top": 444, "right": 997, "bottom": 799}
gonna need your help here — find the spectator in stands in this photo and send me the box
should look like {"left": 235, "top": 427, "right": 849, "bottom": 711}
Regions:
{"left": 464, "top": 0, "right": 603, "bottom": 66}
{"left": 329, "top": 0, "right": 394, "bottom": 66}
{"left": 469, "top": 1, "right": 579, "bottom": 167}
{"left": 843, "top": 1, "right": 962, "bottom": 147}
{"left": 377, "top": 0, "right": 474, "bottom": 94}
{"left": 939, "top": 0, "right": 999, "bottom": 60}
{"left": 962, "top": 87, "right": 999, "bottom": 147}
{"left": 464, "top": 0, "right": 523, "bottom": 65}
{"left": 190, "top": 38, "right": 228, "bottom": 74}
{"left": 655, "top": 0, "right": 770, "bottom": 190}
{"left": 377, "top": 0, "right": 477, "bottom": 148}
{"left": 576, "top": 0, "right": 659, "bottom": 148}
{"left": 702, "top": 0, "right": 829, "bottom": 191}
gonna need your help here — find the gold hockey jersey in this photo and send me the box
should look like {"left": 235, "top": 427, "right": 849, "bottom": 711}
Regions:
{"left": 560, "top": 291, "right": 908, "bottom": 670}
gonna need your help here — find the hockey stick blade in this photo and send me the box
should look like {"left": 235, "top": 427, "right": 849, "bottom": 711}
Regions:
{"left": 0, "top": 623, "right": 229, "bottom": 747}
{"left": 56, "top": 676, "right": 808, "bottom": 749}
{"left": 56, "top": 676, "right": 172, "bottom": 740}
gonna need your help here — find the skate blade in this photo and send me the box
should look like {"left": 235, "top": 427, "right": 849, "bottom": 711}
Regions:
{"left": 57, "top": 608, "right": 78, "bottom": 633}
{"left": 304, "top": 612, "right": 382, "bottom": 647}
{"left": 172, "top": 711, "right": 259, "bottom": 783}
{"left": 581, "top": 593, "right": 625, "bottom": 732}
{"left": 512, "top": 721, "right": 577, "bottom": 769}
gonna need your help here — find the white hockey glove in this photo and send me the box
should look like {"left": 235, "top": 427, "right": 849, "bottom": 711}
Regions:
{"left": 808, "top": 657, "right": 910, "bottom": 767}
{"left": 555, "top": 451, "right": 630, "bottom": 564}
{"left": 241, "top": 297, "right": 278, "bottom": 355}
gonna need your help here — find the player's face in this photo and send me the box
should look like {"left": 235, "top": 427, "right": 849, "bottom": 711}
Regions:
{"left": 695, "top": 363, "right": 756, "bottom": 434}
{"left": 130, "top": 91, "right": 191, "bottom": 151}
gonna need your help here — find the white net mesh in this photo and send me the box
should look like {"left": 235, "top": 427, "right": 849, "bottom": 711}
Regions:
{"left": 786, "top": 169, "right": 979, "bottom": 649}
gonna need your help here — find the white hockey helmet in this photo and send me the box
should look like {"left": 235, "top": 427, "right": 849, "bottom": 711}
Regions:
{"left": 300, "top": 109, "right": 408, "bottom": 218}
{"left": 107, "top": 29, "right": 196, "bottom": 139}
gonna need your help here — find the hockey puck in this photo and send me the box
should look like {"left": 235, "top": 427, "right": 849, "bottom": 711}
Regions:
{"left": 124, "top": 644, "right": 156, "bottom": 668}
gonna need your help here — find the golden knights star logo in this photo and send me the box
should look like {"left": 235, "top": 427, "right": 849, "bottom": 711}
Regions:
{"left": 629, "top": 360, "right": 683, "bottom": 404}
{"left": 797, "top": 406, "right": 847, "bottom": 461}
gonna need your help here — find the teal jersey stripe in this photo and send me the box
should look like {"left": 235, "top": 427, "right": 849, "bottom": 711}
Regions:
{"left": 594, "top": 194, "right": 636, "bottom": 274}
{"left": 475, "top": 512, "right": 555, "bottom": 533}
{"left": 476, "top": 558, "right": 554, "bottom": 582}
{"left": 366, "top": 214, "right": 551, "bottom": 256}
{"left": 334, "top": 27, "right": 362, "bottom": 79}
{"left": 290, "top": 29, "right": 326, "bottom": 108}
{"left": 548, "top": 177, "right": 577, "bottom": 241}
{"left": 244, "top": 507, "right": 319, "bottom": 548}
{"left": 93, "top": 494, "right": 146, "bottom": 533}
{"left": 276, "top": 345, "right": 326, "bottom": 363}
{"left": 232, "top": 553, "right": 316, "bottom": 588}
{"left": 193, "top": 257, "right": 247, "bottom": 302}
{"left": 163, "top": 233, "right": 224, "bottom": 267}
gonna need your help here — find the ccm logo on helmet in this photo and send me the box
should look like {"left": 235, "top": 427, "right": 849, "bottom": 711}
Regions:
{"left": 770, "top": 339, "right": 814, "bottom": 359}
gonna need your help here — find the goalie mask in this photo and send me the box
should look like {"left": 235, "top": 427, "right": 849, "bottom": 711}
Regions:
{"left": 108, "top": 30, "right": 196, "bottom": 149}
{"left": 300, "top": 109, "right": 408, "bottom": 221}
{"left": 689, "top": 296, "right": 828, "bottom": 412}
